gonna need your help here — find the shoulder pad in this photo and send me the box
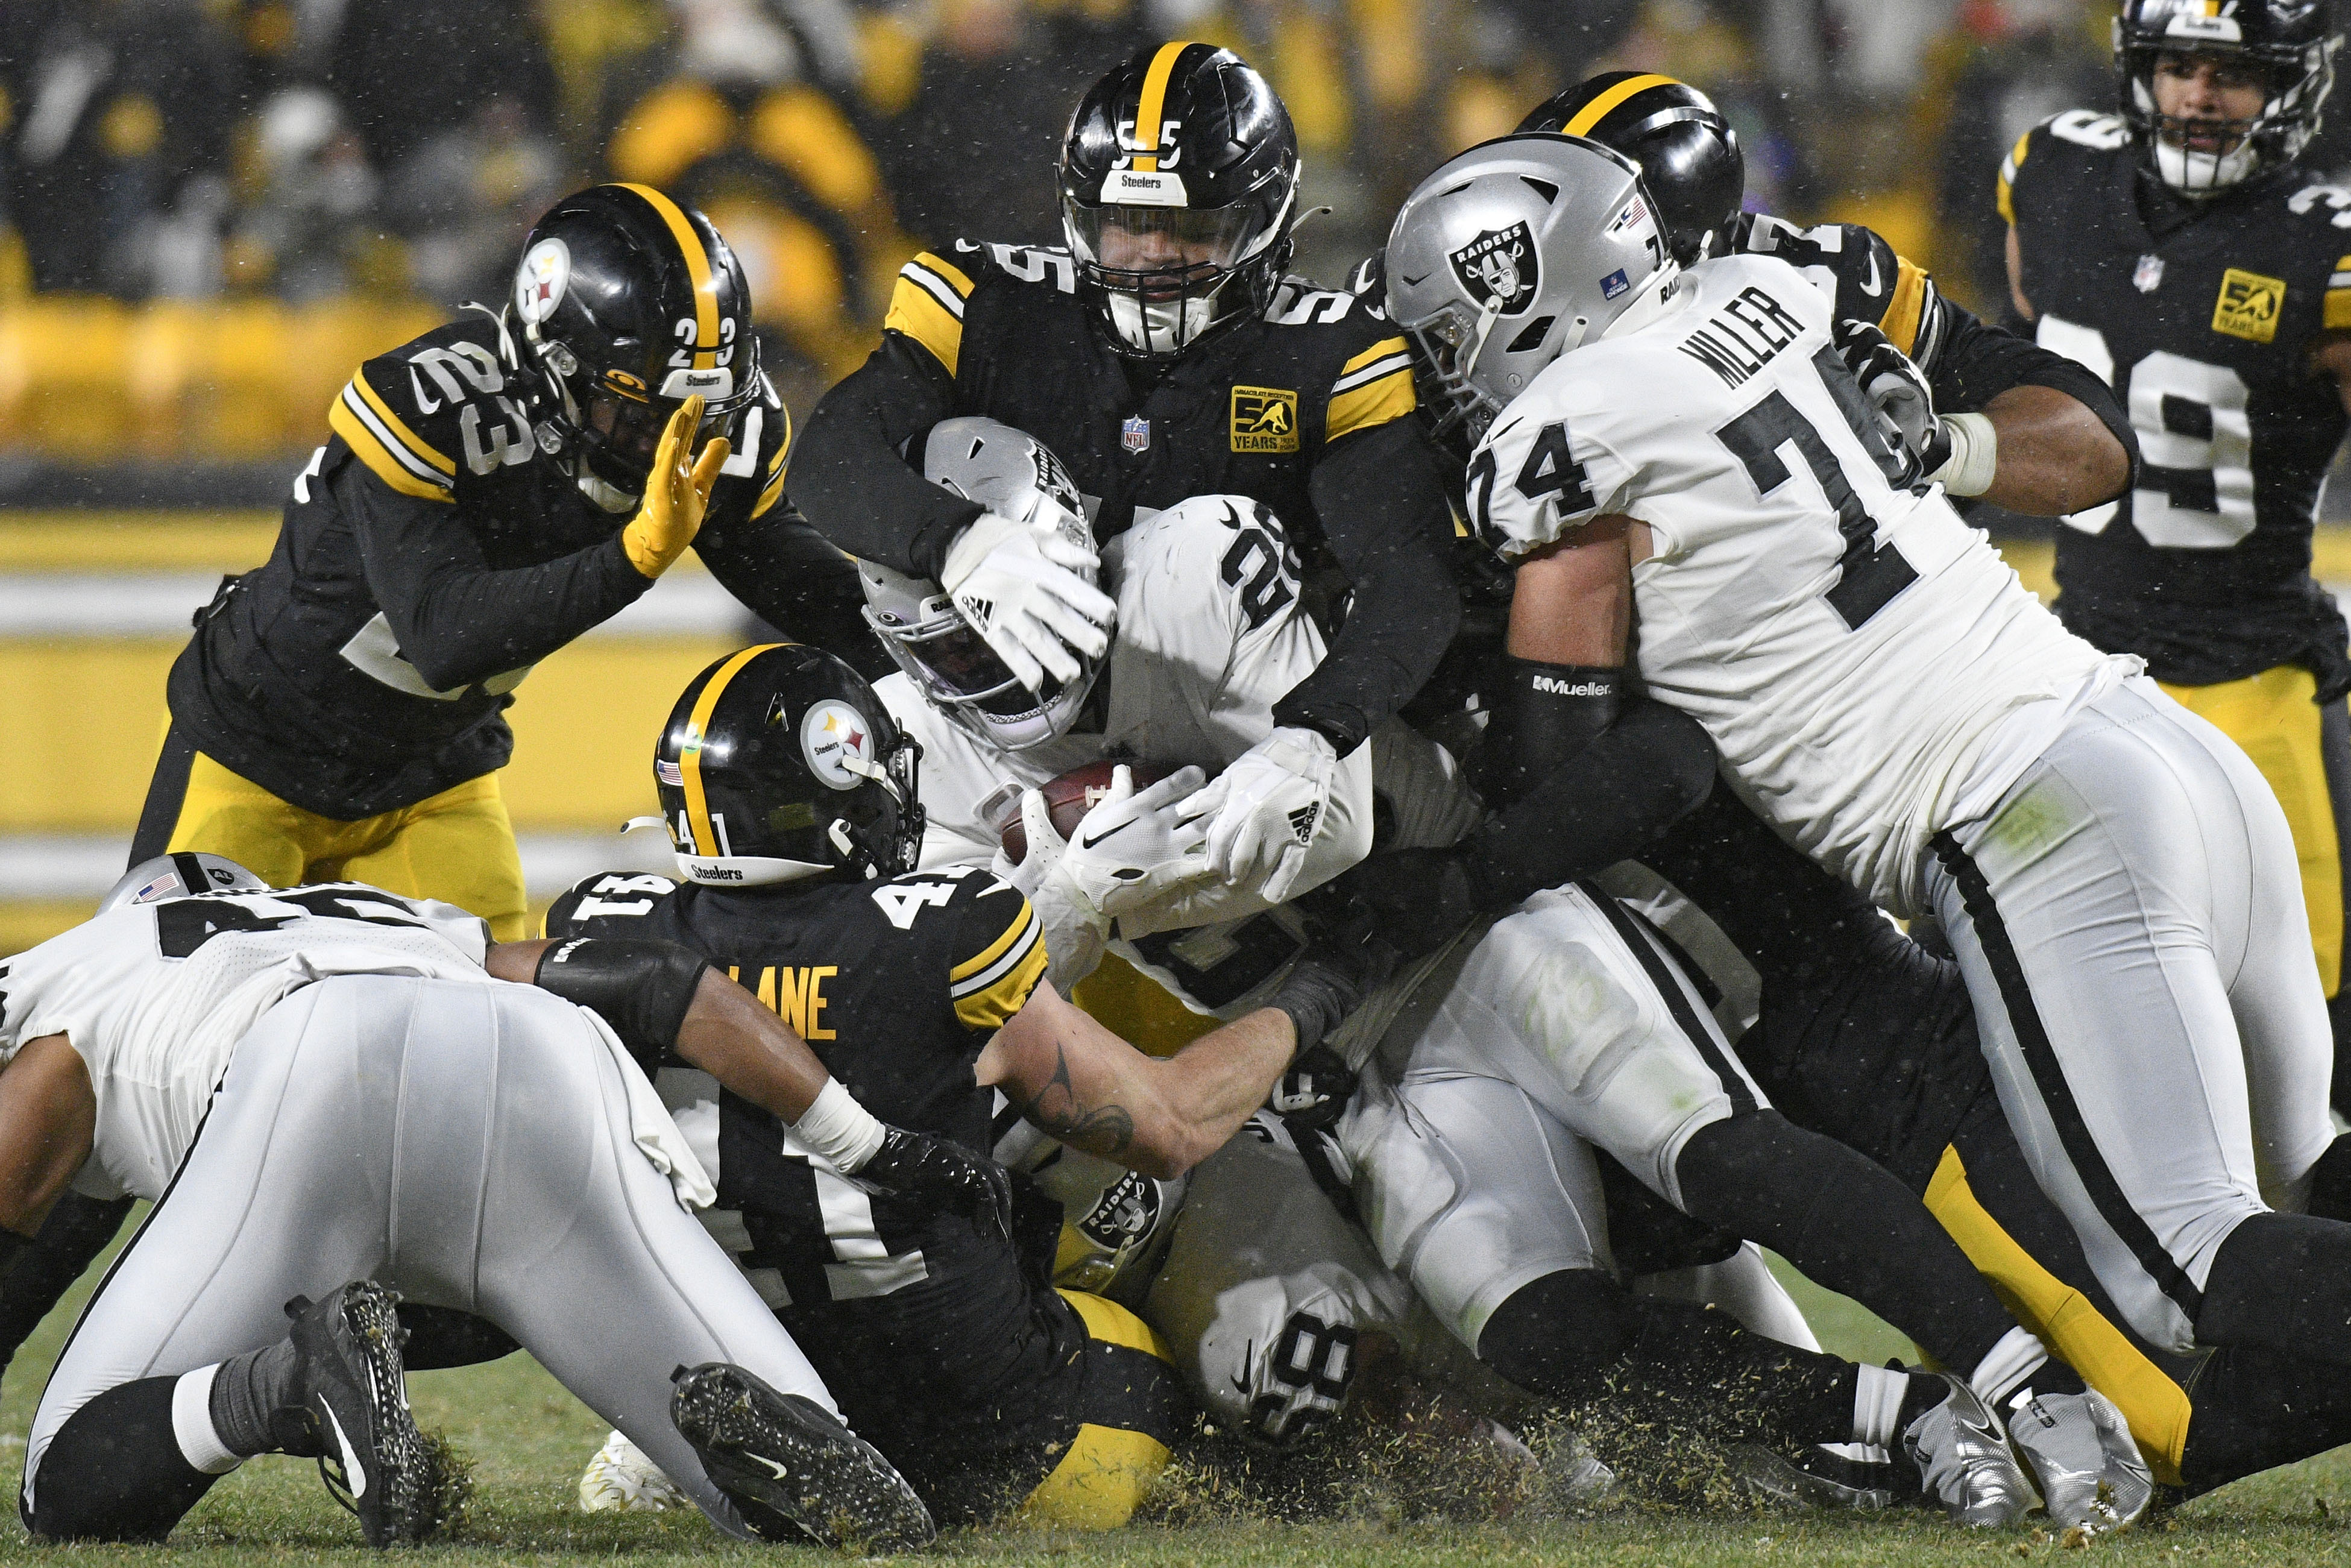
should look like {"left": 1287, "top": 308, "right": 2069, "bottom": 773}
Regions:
{"left": 863, "top": 863, "right": 1003, "bottom": 933}
{"left": 710, "top": 371, "right": 793, "bottom": 520}
{"left": 1266, "top": 279, "right": 1362, "bottom": 328}
{"left": 952, "top": 239, "right": 1080, "bottom": 294}
{"left": 2286, "top": 182, "right": 2351, "bottom": 231}
{"left": 2044, "top": 109, "right": 2130, "bottom": 151}
{"left": 327, "top": 322, "right": 537, "bottom": 500}
{"left": 545, "top": 871, "right": 679, "bottom": 937}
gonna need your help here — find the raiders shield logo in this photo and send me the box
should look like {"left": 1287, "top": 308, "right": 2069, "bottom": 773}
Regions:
{"left": 1450, "top": 222, "right": 1539, "bottom": 317}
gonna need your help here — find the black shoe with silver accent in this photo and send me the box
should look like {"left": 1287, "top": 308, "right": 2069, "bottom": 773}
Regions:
{"left": 670, "top": 1363, "right": 935, "bottom": 1549}
{"left": 283, "top": 1282, "right": 438, "bottom": 1545}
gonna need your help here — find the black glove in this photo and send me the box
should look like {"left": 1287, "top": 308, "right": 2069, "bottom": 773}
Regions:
{"left": 1330, "top": 845, "right": 1485, "bottom": 965}
{"left": 854, "top": 1127, "right": 1015, "bottom": 1245}
{"left": 1832, "top": 318, "right": 1949, "bottom": 486}
{"left": 1268, "top": 900, "right": 1399, "bottom": 1059}
{"left": 1267, "top": 1044, "right": 1359, "bottom": 1130}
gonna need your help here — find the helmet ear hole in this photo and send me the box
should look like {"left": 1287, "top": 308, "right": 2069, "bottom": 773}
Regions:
{"left": 1506, "top": 316, "right": 1556, "bottom": 354}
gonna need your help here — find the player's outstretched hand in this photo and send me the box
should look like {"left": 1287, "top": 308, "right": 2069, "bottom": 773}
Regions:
{"left": 987, "top": 788, "right": 1111, "bottom": 990}
{"left": 622, "top": 395, "right": 729, "bottom": 579}
{"left": 1061, "top": 764, "right": 1213, "bottom": 916}
{"left": 1188, "top": 727, "right": 1338, "bottom": 901}
{"left": 855, "top": 1126, "right": 1015, "bottom": 1244}
{"left": 1267, "top": 1045, "right": 1359, "bottom": 1130}
{"left": 1831, "top": 320, "right": 1948, "bottom": 487}
{"left": 939, "top": 500, "right": 1115, "bottom": 694}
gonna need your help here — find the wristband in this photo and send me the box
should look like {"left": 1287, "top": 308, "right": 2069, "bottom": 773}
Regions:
{"left": 1928, "top": 412, "right": 1998, "bottom": 497}
{"left": 790, "top": 1077, "right": 887, "bottom": 1171}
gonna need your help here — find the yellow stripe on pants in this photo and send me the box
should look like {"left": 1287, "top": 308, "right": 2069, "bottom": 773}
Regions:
{"left": 2159, "top": 664, "right": 2343, "bottom": 995}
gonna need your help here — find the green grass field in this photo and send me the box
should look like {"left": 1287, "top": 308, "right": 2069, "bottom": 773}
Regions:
{"left": 4, "top": 1233, "right": 2349, "bottom": 1565}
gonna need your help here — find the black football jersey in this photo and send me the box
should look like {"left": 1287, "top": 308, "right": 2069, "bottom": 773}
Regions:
{"left": 2004, "top": 109, "right": 2351, "bottom": 695}
{"left": 544, "top": 864, "right": 1091, "bottom": 1465}
{"left": 1726, "top": 213, "right": 1954, "bottom": 373}
{"left": 163, "top": 319, "right": 830, "bottom": 819}
{"left": 887, "top": 241, "right": 1417, "bottom": 550}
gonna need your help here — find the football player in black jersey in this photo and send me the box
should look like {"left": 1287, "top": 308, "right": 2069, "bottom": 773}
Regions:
{"left": 2001, "top": 0, "right": 2351, "bottom": 1106}
{"left": 793, "top": 42, "right": 1458, "bottom": 901}
{"left": 547, "top": 643, "right": 1371, "bottom": 1528}
{"left": 129, "top": 184, "right": 867, "bottom": 942}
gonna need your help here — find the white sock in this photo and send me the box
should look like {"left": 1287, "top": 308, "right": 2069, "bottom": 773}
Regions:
{"left": 1852, "top": 1361, "right": 1912, "bottom": 1448}
{"left": 170, "top": 1364, "right": 245, "bottom": 1475}
{"left": 1969, "top": 1324, "right": 2051, "bottom": 1409}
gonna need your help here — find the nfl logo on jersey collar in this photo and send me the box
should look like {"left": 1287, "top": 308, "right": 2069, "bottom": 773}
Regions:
{"left": 1123, "top": 415, "right": 1151, "bottom": 453}
{"left": 2135, "top": 254, "right": 2165, "bottom": 294}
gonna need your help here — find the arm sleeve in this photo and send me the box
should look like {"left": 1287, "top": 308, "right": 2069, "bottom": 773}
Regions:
{"left": 792, "top": 332, "right": 977, "bottom": 581}
{"left": 342, "top": 461, "right": 650, "bottom": 693}
{"left": 946, "top": 880, "right": 1049, "bottom": 1034}
{"left": 695, "top": 502, "right": 877, "bottom": 655}
{"left": 1277, "top": 418, "right": 1461, "bottom": 753}
{"left": 1457, "top": 698, "right": 1719, "bottom": 910}
{"left": 1927, "top": 300, "right": 2138, "bottom": 473}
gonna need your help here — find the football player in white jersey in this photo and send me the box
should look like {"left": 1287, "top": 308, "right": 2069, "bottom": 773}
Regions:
{"left": 1385, "top": 133, "right": 2349, "bottom": 1384}
{"left": 849, "top": 416, "right": 2144, "bottom": 1525}
{"left": 0, "top": 852, "right": 1004, "bottom": 1548}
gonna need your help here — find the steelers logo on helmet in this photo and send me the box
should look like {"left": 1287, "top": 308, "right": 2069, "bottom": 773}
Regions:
{"left": 515, "top": 237, "right": 570, "bottom": 326}
{"left": 1449, "top": 222, "right": 1540, "bottom": 316}
{"left": 801, "top": 700, "right": 876, "bottom": 791}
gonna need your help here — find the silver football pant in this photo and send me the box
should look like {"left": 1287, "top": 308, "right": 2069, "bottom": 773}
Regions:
{"left": 24, "top": 975, "right": 836, "bottom": 1536}
{"left": 1924, "top": 675, "right": 2337, "bottom": 1355}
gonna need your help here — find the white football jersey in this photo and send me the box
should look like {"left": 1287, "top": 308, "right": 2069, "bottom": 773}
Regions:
{"left": 1471, "top": 253, "right": 2118, "bottom": 913}
{"left": 0, "top": 886, "right": 491, "bottom": 1200}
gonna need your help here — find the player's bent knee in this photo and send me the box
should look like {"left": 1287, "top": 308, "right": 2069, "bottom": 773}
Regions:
{"left": 1475, "top": 1268, "right": 1638, "bottom": 1402}
{"left": 25, "top": 1379, "right": 218, "bottom": 1542}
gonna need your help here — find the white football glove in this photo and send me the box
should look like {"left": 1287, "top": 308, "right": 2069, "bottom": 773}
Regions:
{"left": 1061, "top": 764, "right": 1214, "bottom": 918}
{"left": 988, "top": 788, "right": 1109, "bottom": 991}
{"left": 1189, "top": 727, "right": 1338, "bottom": 904}
{"left": 939, "top": 498, "right": 1115, "bottom": 694}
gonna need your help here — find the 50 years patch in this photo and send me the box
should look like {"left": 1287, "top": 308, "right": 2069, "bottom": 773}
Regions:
{"left": 2212, "top": 268, "right": 2285, "bottom": 343}
{"left": 1231, "top": 385, "right": 1299, "bottom": 453}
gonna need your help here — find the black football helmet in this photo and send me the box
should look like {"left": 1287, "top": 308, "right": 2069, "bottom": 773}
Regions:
{"left": 2117, "top": 0, "right": 2338, "bottom": 194}
{"left": 1519, "top": 73, "right": 1744, "bottom": 266}
{"left": 1059, "top": 41, "right": 1301, "bottom": 359}
{"left": 655, "top": 644, "right": 923, "bottom": 888}
{"left": 508, "top": 184, "right": 760, "bottom": 504}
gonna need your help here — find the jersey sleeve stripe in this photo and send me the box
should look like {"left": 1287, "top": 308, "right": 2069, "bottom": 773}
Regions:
{"left": 1332, "top": 348, "right": 1412, "bottom": 397}
{"left": 952, "top": 909, "right": 1045, "bottom": 1031}
{"left": 329, "top": 382, "right": 456, "bottom": 501}
{"left": 1326, "top": 365, "right": 1415, "bottom": 441}
{"left": 1878, "top": 257, "right": 1930, "bottom": 357}
{"left": 752, "top": 461, "right": 788, "bottom": 518}
{"left": 885, "top": 256, "right": 971, "bottom": 377}
{"left": 951, "top": 898, "right": 1037, "bottom": 985}
{"left": 350, "top": 371, "right": 455, "bottom": 476}
{"left": 2328, "top": 289, "right": 2351, "bottom": 331}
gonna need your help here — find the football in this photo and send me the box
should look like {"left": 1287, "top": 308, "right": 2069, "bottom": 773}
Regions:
{"left": 1001, "top": 758, "right": 1183, "bottom": 864}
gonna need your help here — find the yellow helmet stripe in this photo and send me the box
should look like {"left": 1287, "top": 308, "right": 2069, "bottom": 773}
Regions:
{"left": 1131, "top": 42, "right": 1193, "bottom": 175}
{"left": 1563, "top": 73, "right": 1679, "bottom": 138}
{"left": 680, "top": 643, "right": 783, "bottom": 855}
{"left": 617, "top": 181, "right": 721, "bottom": 371}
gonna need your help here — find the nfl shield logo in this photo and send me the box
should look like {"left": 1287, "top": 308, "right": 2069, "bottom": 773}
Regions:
{"left": 2135, "top": 254, "right": 2165, "bottom": 294}
{"left": 1122, "top": 416, "right": 1151, "bottom": 453}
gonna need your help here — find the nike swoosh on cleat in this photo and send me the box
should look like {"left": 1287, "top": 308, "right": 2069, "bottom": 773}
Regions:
{"left": 746, "top": 1452, "right": 793, "bottom": 1482}
{"left": 322, "top": 1405, "right": 368, "bottom": 1499}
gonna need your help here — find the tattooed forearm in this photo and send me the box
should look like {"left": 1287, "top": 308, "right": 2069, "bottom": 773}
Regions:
{"left": 1013, "top": 1042, "right": 1138, "bottom": 1158}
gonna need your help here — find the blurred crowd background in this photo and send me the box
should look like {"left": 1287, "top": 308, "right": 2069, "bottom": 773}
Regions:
{"left": 7, "top": 0, "right": 2309, "bottom": 471}
{"left": 3, "top": 0, "right": 2346, "bottom": 952}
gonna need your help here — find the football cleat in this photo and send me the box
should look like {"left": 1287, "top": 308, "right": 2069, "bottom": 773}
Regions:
{"left": 670, "top": 1363, "right": 934, "bottom": 1549}
{"left": 579, "top": 1429, "right": 688, "bottom": 1513}
{"left": 283, "top": 1282, "right": 440, "bottom": 1545}
{"left": 1728, "top": 1442, "right": 1896, "bottom": 1511}
{"left": 1902, "top": 1373, "right": 2035, "bottom": 1527}
{"left": 2004, "top": 1389, "right": 2154, "bottom": 1534}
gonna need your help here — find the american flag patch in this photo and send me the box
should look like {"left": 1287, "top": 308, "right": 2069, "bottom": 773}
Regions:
{"left": 656, "top": 760, "right": 685, "bottom": 786}
{"left": 133, "top": 872, "right": 183, "bottom": 904}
